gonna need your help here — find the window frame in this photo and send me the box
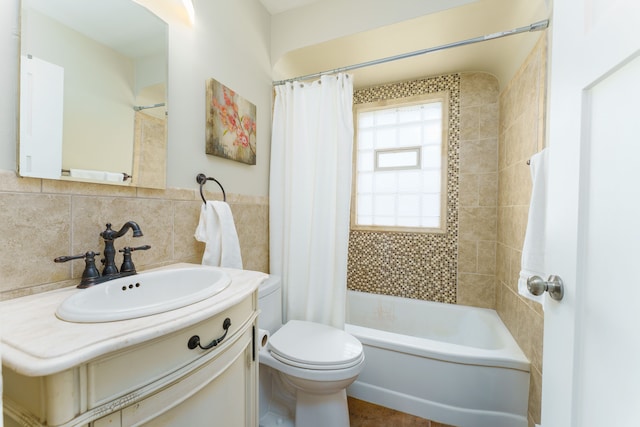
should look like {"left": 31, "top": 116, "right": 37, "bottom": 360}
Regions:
{"left": 350, "top": 91, "right": 449, "bottom": 234}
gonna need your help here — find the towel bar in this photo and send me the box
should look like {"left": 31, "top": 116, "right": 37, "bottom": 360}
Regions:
{"left": 197, "top": 173, "right": 226, "bottom": 203}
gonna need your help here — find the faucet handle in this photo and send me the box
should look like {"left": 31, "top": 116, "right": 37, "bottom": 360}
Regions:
{"left": 119, "top": 245, "right": 151, "bottom": 273}
{"left": 55, "top": 251, "right": 101, "bottom": 265}
{"left": 55, "top": 251, "right": 102, "bottom": 288}
{"left": 55, "top": 252, "right": 92, "bottom": 263}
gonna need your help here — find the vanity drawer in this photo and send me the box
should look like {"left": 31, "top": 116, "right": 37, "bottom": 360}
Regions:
{"left": 87, "top": 295, "right": 254, "bottom": 408}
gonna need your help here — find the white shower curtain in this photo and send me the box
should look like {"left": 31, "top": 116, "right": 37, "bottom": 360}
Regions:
{"left": 269, "top": 73, "right": 354, "bottom": 329}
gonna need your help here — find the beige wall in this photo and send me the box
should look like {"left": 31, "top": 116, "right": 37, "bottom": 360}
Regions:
{"left": 347, "top": 72, "right": 499, "bottom": 308}
{"left": 347, "top": 74, "right": 461, "bottom": 303}
{"left": 1, "top": 0, "right": 274, "bottom": 197}
{"left": 1, "top": 0, "right": 273, "bottom": 299}
{"left": 496, "top": 34, "right": 547, "bottom": 426}
{"left": 0, "top": 171, "right": 269, "bottom": 300}
{"left": 270, "top": 0, "right": 476, "bottom": 69}
{"left": 347, "top": 34, "right": 546, "bottom": 425}
{"left": 457, "top": 72, "right": 499, "bottom": 308}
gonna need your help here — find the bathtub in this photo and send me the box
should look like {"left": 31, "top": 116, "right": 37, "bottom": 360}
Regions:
{"left": 345, "top": 290, "right": 530, "bottom": 427}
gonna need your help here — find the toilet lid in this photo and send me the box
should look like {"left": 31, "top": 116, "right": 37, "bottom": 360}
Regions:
{"left": 268, "top": 320, "right": 363, "bottom": 370}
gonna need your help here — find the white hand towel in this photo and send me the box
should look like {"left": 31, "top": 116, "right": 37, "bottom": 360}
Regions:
{"left": 69, "top": 168, "right": 106, "bottom": 180}
{"left": 195, "top": 201, "right": 243, "bottom": 269}
{"left": 518, "top": 148, "right": 548, "bottom": 308}
{"left": 104, "top": 172, "right": 125, "bottom": 182}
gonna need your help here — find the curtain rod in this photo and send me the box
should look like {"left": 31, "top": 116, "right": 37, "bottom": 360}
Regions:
{"left": 272, "top": 19, "right": 549, "bottom": 86}
{"left": 133, "top": 103, "right": 166, "bottom": 111}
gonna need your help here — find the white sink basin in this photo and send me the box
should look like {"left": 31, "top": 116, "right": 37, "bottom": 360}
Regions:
{"left": 56, "top": 266, "right": 231, "bottom": 323}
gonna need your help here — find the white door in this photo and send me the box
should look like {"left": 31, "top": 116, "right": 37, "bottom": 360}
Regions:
{"left": 542, "top": 1, "right": 640, "bottom": 426}
{"left": 19, "top": 55, "right": 64, "bottom": 179}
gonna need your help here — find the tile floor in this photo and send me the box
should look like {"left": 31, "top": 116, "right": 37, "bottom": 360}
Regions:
{"left": 348, "top": 397, "right": 456, "bottom": 427}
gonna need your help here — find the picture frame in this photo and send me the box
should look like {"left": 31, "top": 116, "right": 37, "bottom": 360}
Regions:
{"left": 205, "top": 78, "right": 257, "bottom": 165}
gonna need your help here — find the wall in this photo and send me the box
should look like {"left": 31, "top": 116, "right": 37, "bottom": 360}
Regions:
{"left": 457, "top": 73, "right": 499, "bottom": 307}
{"left": 2, "top": 0, "right": 273, "bottom": 197}
{"left": 347, "top": 72, "right": 499, "bottom": 308}
{"left": 348, "top": 75, "right": 460, "bottom": 303}
{"left": 496, "top": 35, "right": 547, "bottom": 426}
{"left": 0, "top": 171, "right": 268, "bottom": 299}
{"left": 0, "top": 0, "right": 272, "bottom": 299}
{"left": 269, "top": 0, "right": 476, "bottom": 66}
{"left": 346, "top": 39, "right": 545, "bottom": 423}
{"left": 164, "top": 0, "right": 273, "bottom": 195}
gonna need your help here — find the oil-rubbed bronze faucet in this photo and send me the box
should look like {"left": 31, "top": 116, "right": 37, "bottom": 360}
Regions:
{"left": 100, "top": 221, "right": 144, "bottom": 276}
{"left": 54, "top": 221, "right": 150, "bottom": 288}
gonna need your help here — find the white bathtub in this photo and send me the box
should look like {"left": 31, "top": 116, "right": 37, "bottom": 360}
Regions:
{"left": 345, "top": 290, "right": 530, "bottom": 427}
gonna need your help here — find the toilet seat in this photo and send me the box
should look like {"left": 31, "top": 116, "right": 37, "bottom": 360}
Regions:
{"left": 268, "top": 320, "right": 363, "bottom": 370}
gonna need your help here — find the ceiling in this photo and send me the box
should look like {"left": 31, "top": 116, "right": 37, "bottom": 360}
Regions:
{"left": 259, "top": 0, "right": 323, "bottom": 15}
{"left": 264, "top": 0, "right": 550, "bottom": 89}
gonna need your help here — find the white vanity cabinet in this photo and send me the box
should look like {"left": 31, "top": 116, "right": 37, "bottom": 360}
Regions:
{"left": 1, "top": 265, "right": 265, "bottom": 427}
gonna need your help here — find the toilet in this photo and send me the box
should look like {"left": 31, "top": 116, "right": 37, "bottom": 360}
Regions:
{"left": 258, "top": 275, "right": 365, "bottom": 427}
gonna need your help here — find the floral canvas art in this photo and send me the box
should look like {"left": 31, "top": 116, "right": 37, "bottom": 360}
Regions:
{"left": 205, "top": 78, "right": 257, "bottom": 165}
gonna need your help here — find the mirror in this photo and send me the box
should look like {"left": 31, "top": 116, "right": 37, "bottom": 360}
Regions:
{"left": 18, "top": 0, "right": 168, "bottom": 189}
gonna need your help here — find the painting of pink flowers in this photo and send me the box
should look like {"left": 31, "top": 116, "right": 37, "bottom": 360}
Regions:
{"left": 205, "top": 78, "right": 257, "bottom": 165}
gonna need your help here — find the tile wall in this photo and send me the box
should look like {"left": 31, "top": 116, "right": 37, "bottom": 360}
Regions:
{"left": 496, "top": 34, "right": 547, "bottom": 427}
{"left": 0, "top": 171, "right": 269, "bottom": 300}
{"left": 347, "top": 72, "right": 499, "bottom": 308}
{"left": 457, "top": 73, "right": 500, "bottom": 308}
{"left": 348, "top": 74, "right": 461, "bottom": 304}
{"left": 346, "top": 33, "right": 546, "bottom": 425}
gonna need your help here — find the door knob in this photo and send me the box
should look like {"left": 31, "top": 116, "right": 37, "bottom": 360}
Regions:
{"left": 527, "top": 275, "right": 564, "bottom": 301}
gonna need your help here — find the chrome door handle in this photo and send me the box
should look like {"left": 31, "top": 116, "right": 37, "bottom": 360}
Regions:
{"left": 527, "top": 275, "right": 564, "bottom": 301}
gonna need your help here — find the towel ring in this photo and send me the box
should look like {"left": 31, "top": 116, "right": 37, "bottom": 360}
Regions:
{"left": 197, "top": 173, "right": 226, "bottom": 203}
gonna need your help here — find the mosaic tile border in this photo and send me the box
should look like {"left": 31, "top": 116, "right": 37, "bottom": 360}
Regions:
{"left": 347, "top": 74, "right": 460, "bottom": 303}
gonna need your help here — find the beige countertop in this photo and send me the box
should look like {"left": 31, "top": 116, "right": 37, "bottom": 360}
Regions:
{"left": 0, "top": 263, "right": 267, "bottom": 376}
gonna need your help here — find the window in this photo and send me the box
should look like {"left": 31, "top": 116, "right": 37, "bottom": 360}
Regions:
{"left": 352, "top": 92, "right": 448, "bottom": 232}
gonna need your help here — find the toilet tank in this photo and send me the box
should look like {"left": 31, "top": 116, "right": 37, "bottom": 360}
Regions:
{"left": 258, "top": 275, "right": 283, "bottom": 334}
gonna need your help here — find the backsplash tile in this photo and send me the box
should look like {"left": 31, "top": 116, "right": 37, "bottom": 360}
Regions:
{"left": 0, "top": 192, "right": 72, "bottom": 292}
{"left": 70, "top": 196, "right": 175, "bottom": 271}
{"left": 0, "top": 170, "right": 269, "bottom": 300}
{"left": 173, "top": 200, "right": 205, "bottom": 261}
{"left": 232, "top": 203, "right": 270, "bottom": 273}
